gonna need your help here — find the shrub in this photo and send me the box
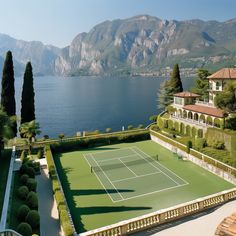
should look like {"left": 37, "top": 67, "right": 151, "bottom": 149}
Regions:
{"left": 20, "top": 174, "right": 29, "bottom": 185}
{"left": 20, "top": 150, "right": 28, "bottom": 163}
{"left": 26, "top": 191, "right": 38, "bottom": 209}
{"left": 26, "top": 178, "right": 37, "bottom": 192}
{"left": 58, "top": 133, "right": 65, "bottom": 140}
{"left": 127, "top": 125, "right": 134, "bottom": 130}
{"left": 195, "top": 138, "right": 207, "bottom": 151}
{"left": 138, "top": 124, "right": 144, "bottom": 129}
{"left": 16, "top": 222, "right": 32, "bottom": 236}
{"left": 43, "top": 134, "right": 49, "bottom": 140}
{"left": 105, "top": 128, "right": 112, "bottom": 133}
{"left": 17, "top": 205, "right": 30, "bottom": 221}
{"left": 213, "top": 141, "right": 225, "bottom": 150}
{"left": 37, "top": 149, "right": 43, "bottom": 159}
{"left": 20, "top": 163, "right": 29, "bottom": 175}
{"left": 17, "top": 186, "right": 29, "bottom": 200}
{"left": 26, "top": 210, "right": 40, "bottom": 228}
{"left": 33, "top": 162, "right": 40, "bottom": 173}
{"left": 25, "top": 166, "right": 35, "bottom": 178}
{"left": 186, "top": 140, "right": 192, "bottom": 154}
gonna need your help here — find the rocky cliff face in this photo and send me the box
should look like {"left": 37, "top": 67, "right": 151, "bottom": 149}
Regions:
{"left": 0, "top": 34, "right": 60, "bottom": 75}
{"left": 1, "top": 15, "right": 236, "bottom": 76}
{"left": 55, "top": 15, "right": 236, "bottom": 76}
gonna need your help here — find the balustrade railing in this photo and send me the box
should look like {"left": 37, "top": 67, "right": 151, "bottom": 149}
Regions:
{"left": 79, "top": 188, "right": 236, "bottom": 236}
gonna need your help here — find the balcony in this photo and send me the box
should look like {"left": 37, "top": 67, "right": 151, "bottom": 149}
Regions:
{"left": 195, "top": 100, "right": 215, "bottom": 107}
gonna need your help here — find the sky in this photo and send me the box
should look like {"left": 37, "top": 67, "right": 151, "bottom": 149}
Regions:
{"left": 0, "top": 0, "right": 235, "bottom": 48}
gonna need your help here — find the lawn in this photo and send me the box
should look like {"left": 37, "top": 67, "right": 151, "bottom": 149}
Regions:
{"left": 0, "top": 150, "right": 11, "bottom": 216}
{"left": 54, "top": 140, "right": 235, "bottom": 233}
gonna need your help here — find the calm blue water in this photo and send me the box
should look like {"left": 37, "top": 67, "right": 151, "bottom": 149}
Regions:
{"left": 14, "top": 76, "right": 195, "bottom": 138}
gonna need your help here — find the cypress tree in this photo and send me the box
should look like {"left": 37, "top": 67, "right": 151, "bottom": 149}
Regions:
{"left": 21, "top": 62, "right": 35, "bottom": 124}
{"left": 157, "top": 64, "right": 183, "bottom": 110}
{"left": 169, "top": 64, "right": 183, "bottom": 93}
{"left": 1, "top": 51, "right": 17, "bottom": 136}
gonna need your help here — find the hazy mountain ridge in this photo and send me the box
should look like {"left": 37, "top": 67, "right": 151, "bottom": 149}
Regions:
{"left": 1, "top": 15, "right": 236, "bottom": 76}
{"left": 0, "top": 33, "right": 60, "bottom": 76}
{"left": 55, "top": 15, "right": 236, "bottom": 76}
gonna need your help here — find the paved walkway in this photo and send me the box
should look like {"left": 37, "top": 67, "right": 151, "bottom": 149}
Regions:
{"left": 36, "top": 167, "right": 61, "bottom": 236}
{"left": 135, "top": 199, "right": 236, "bottom": 236}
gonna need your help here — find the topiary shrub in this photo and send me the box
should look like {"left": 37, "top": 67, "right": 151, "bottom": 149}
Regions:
{"left": 26, "top": 178, "right": 37, "bottom": 192}
{"left": 16, "top": 222, "right": 32, "bottom": 236}
{"left": 26, "top": 210, "right": 40, "bottom": 228}
{"left": 26, "top": 191, "right": 38, "bottom": 209}
{"left": 186, "top": 140, "right": 193, "bottom": 154}
{"left": 20, "top": 163, "right": 29, "bottom": 175}
{"left": 17, "top": 205, "right": 30, "bottom": 221}
{"left": 17, "top": 186, "right": 29, "bottom": 200}
{"left": 20, "top": 174, "right": 29, "bottom": 185}
{"left": 25, "top": 166, "right": 35, "bottom": 178}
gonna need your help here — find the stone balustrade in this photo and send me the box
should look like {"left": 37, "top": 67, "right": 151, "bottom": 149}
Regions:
{"left": 79, "top": 188, "right": 236, "bottom": 236}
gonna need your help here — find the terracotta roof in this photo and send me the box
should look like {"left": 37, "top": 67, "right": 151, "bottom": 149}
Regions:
{"left": 215, "top": 213, "right": 236, "bottom": 236}
{"left": 183, "top": 104, "right": 225, "bottom": 118}
{"left": 208, "top": 68, "right": 236, "bottom": 80}
{"left": 174, "top": 91, "right": 200, "bottom": 98}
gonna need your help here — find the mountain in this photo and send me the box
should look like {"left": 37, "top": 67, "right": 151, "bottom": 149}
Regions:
{"left": 55, "top": 15, "right": 236, "bottom": 76}
{"left": 0, "top": 34, "right": 60, "bottom": 76}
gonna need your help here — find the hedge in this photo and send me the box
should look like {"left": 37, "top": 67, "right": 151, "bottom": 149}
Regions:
{"left": 150, "top": 128, "right": 236, "bottom": 177}
{"left": 150, "top": 130, "right": 188, "bottom": 153}
{"left": 50, "top": 129, "right": 150, "bottom": 153}
{"left": 45, "top": 146, "right": 74, "bottom": 236}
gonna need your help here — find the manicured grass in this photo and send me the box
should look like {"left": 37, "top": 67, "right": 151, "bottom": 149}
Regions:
{"left": 0, "top": 150, "right": 11, "bottom": 216}
{"left": 54, "top": 140, "right": 235, "bottom": 233}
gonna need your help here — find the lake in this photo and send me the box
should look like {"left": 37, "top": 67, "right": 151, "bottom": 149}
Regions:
{"left": 15, "top": 76, "right": 195, "bottom": 138}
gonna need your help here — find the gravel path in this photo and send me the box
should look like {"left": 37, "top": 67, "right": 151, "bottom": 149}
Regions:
{"left": 134, "top": 199, "right": 236, "bottom": 236}
{"left": 36, "top": 168, "right": 61, "bottom": 236}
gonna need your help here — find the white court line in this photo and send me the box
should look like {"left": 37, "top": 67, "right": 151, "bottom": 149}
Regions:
{"left": 112, "top": 171, "right": 161, "bottom": 183}
{"left": 90, "top": 153, "right": 124, "bottom": 201}
{"left": 83, "top": 154, "right": 116, "bottom": 203}
{"left": 118, "top": 158, "right": 138, "bottom": 177}
{"left": 130, "top": 147, "right": 181, "bottom": 186}
{"left": 112, "top": 183, "right": 189, "bottom": 203}
{"left": 133, "top": 146, "right": 189, "bottom": 185}
{"left": 88, "top": 147, "right": 133, "bottom": 155}
{"left": 97, "top": 154, "right": 137, "bottom": 163}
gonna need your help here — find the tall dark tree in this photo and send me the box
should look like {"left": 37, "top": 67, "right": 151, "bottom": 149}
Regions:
{"left": 169, "top": 64, "right": 183, "bottom": 93}
{"left": 1, "top": 51, "right": 17, "bottom": 136}
{"left": 0, "top": 109, "right": 13, "bottom": 158}
{"left": 21, "top": 62, "right": 35, "bottom": 124}
{"left": 157, "top": 64, "right": 183, "bottom": 109}
{"left": 191, "top": 69, "right": 211, "bottom": 100}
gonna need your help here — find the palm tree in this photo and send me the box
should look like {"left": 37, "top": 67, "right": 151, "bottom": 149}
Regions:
{"left": 20, "top": 120, "right": 41, "bottom": 153}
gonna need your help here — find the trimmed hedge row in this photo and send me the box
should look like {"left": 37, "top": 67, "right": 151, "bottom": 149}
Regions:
{"left": 151, "top": 128, "right": 236, "bottom": 178}
{"left": 45, "top": 146, "right": 74, "bottom": 236}
{"left": 150, "top": 130, "right": 188, "bottom": 153}
{"left": 51, "top": 129, "right": 150, "bottom": 153}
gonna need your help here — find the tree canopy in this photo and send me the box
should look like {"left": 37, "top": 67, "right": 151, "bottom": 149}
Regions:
{"left": 1, "top": 51, "right": 17, "bottom": 136}
{"left": 215, "top": 81, "right": 236, "bottom": 112}
{"left": 21, "top": 62, "right": 35, "bottom": 124}
{"left": 157, "top": 64, "right": 183, "bottom": 109}
{"left": 191, "top": 69, "right": 211, "bottom": 100}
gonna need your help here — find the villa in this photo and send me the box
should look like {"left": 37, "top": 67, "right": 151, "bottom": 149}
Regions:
{"left": 171, "top": 68, "right": 236, "bottom": 131}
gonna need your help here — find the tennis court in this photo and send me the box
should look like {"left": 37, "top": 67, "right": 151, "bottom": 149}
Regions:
{"left": 83, "top": 146, "right": 188, "bottom": 202}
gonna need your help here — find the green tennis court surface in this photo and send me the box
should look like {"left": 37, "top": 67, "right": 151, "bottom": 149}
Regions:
{"left": 84, "top": 146, "right": 188, "bottom": 202}
{"left": 54, "top": 140, "right": 235, "bottom": 233}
